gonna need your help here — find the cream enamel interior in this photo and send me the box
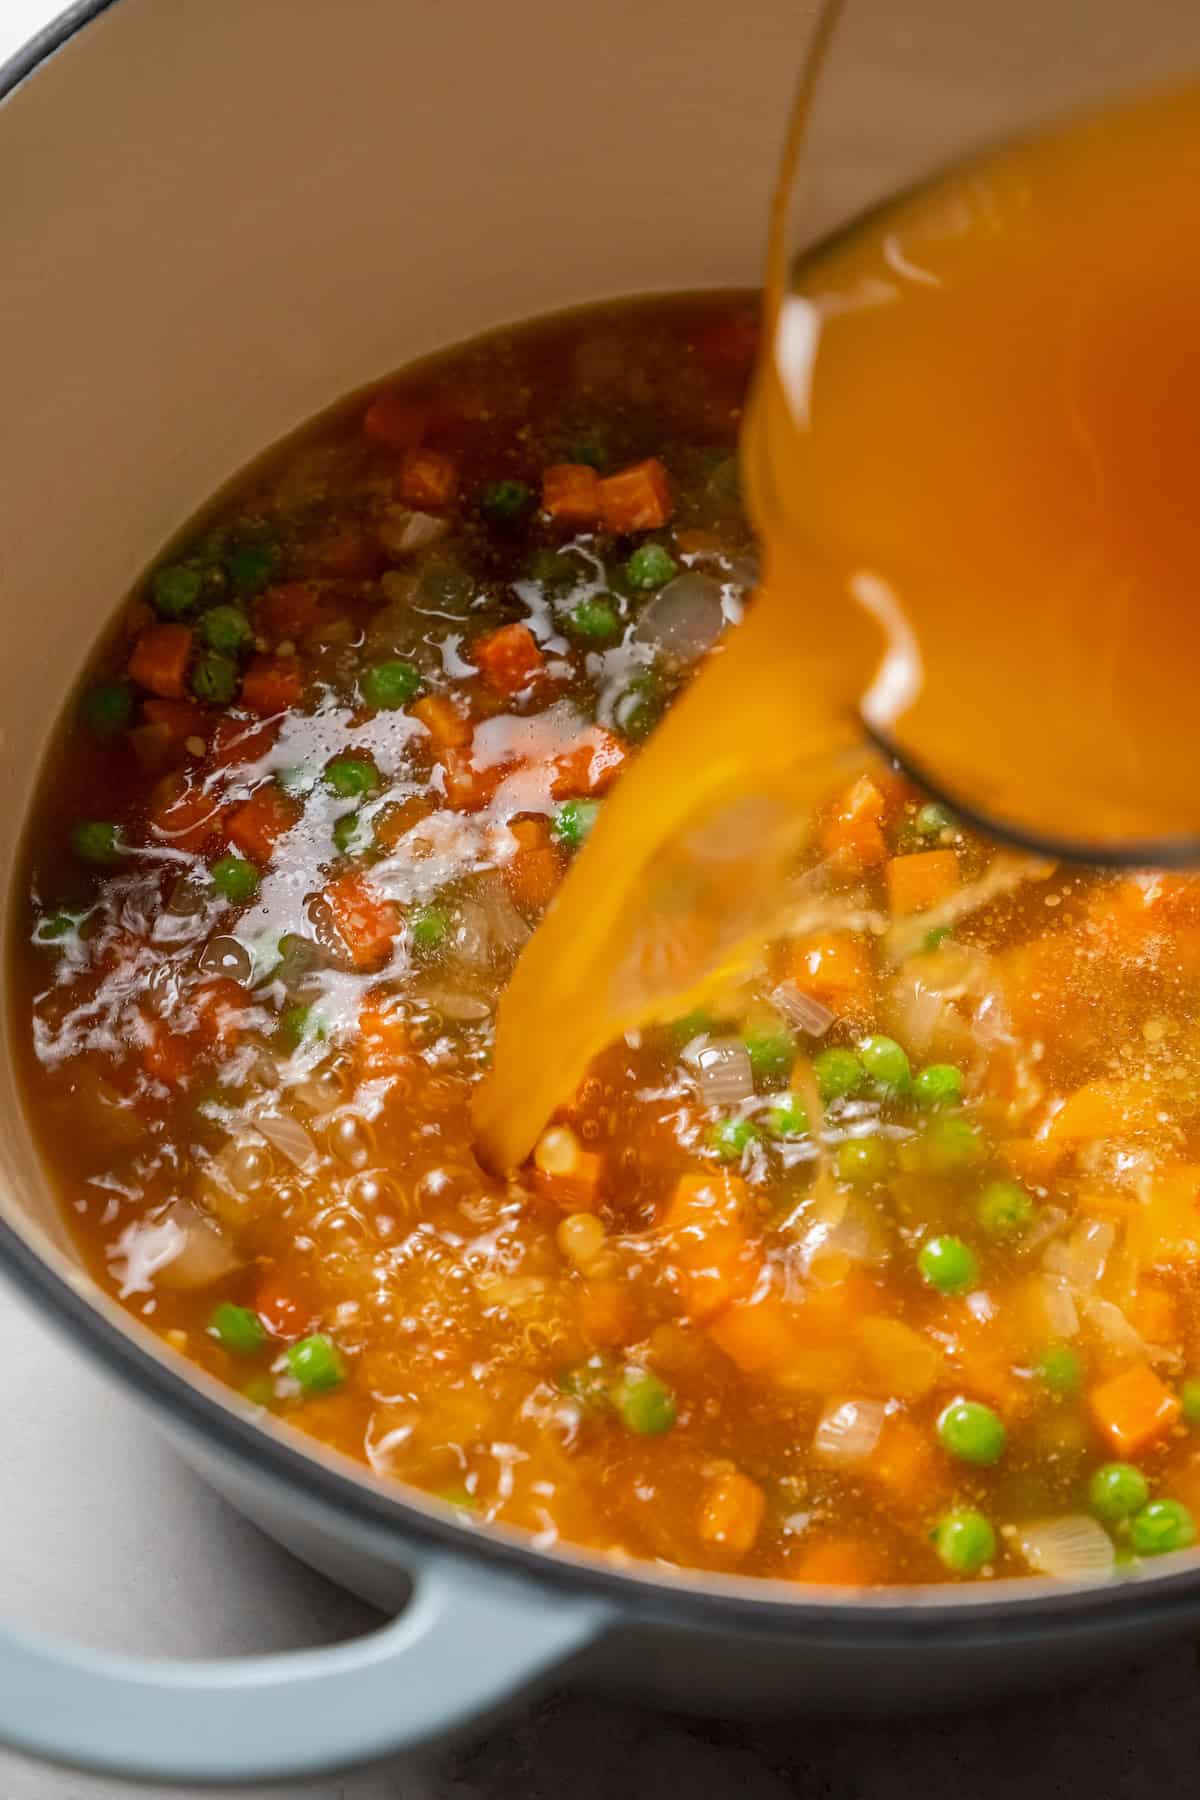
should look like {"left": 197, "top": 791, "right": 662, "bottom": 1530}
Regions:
{"left": 0, "top": 0, "right": 1197, "bottom": 1352}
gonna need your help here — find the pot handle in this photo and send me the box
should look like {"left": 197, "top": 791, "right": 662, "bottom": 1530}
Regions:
{"left": 0, "top": 1548, "right": 608, "bottom": 1784}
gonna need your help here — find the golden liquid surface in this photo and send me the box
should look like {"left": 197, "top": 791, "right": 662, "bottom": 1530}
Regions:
{"left": 476, "top": 83, "right": 1200, "bottom": 1173}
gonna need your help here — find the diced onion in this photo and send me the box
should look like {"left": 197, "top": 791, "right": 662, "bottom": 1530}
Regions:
{"left": 1042, "top": 1218, "right": 1114, "bottom": 1290}
{"left": 377, "top": 507, "right": 449, "bottom": 557}
{"left": 251, "top": 1109, "right": 317, "bottom": 1170}
{"left": 1039, "top": 1275, "right": 1080, "bottom": 1340}
{"left": 632, "top": 573, "right": 725, "bottom": 663}
{"left": 1015, "top": 1516, "right": 1114, "bottom": 1581}
{"left": 771, "top": 983, "right": 834, "bottom": 1038}
{"left": 813, "top": 1398, "right": 886, "bottom": 1467}
{"left": 690, "top": 1038, "right": 755, "bottom": 1108}
{"left": 198, "top": 935, "right": 253, "bottom": 986}
{"left": 1084, "top": 1297, "right": 1148, "bottom": 1359}
{"left": 166, "top": 877, "right": 207, "bottom": 917}
{"left": 414, "top": 983, "right": 492, "bottom": 1023}
{"left": 112, "top": 1201, "right": 240, "bottom": 1296}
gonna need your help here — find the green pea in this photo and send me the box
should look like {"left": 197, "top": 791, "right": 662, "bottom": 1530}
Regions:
{"left": 669, "top": 1008, "right": 719, "bottom": 1046}
{"left": 558, "top": 1360, "right": 612, "bottom": 1411}
{"left": 34, "top": 912, "right": 80, "bottom": 945}
{"left": 199, "top": 605, "right": 253, "bottom": 657}
{"left": 241, "top": 1375, "right": 277, "bottom": 1409}
{"left": 332, "top": 811, "right": 369, "bottom": 857}
{"left": 567, "top": 597, "right": 621, "bottom": 641}
{"left": 918, "top": 1234, "right": 979, "bottom": 1295}
{"left": 527, "top": 548, "right": 576, "bottom": 586}
{"left": 324, "top": 756, "right": 378, "bottom": 799}
{"left": 276, "top": 1003, "right": 327, "bottom": 1051}
{"left": 924, "top": 926, "right": 952, "bottom": 951}
{"left": 743, "top": 1025, "right": 797, "bottom": 1086}
{"left": 912, "top": 1063, "right": 964, "bottom": 1109}
{"left": 975, "top": 1178, "right": 1035, "bottom": 1239}
{"left": 707, "top": 1117, "right": 761, "bottom": 1163}
{"left": 931, "top": 1508, "right": 996, "bottom": 1575}
{"left": 859, "top": 1034, "right": 911, "bottom": 1095}
{"left": 813, "top": 1047, "right": 864, "bottom": 1102}
{"left": 1035, "top": 1344, "right": 1082, "bottom": 1398}
{"left": 566, "top": 440, "right": 607, "bottom": 470}
{"left": 553, "top": 799, "right": 600, "bottom": 849}
{"left": 481, "top": 479, "right": 533, "bottom": 524}
{"left": 210, "top": 855, "right": 260, "bottom": 904}
{"left": 937, "top": 1399, "right": 1006, "bottom": 1465}
{"left": 765, "top": 1094, "right": 810, "bottom": 1139}
{"left": 82, "top": 682, "right": 134, "bottom": 735}
{"left": 625, "top": 544, "right": 678, "bottom": 590}
{"left": 152, "top": 563, "right": 204, "bottom": 618}
{"left": 191, "top": 653, "right": 239, "bottom": 705}
{"left": 207, "top": 1302, "right": 267, "bottom": 1355}
{"left": 286, "top": 1333, "right": 346, "bottom": 1394}
{"left": 226, "top": 537, "right": 280, "bottom": 598}
{"left": 920, "top": 1112, "right": 988, "bottom": 1174}
{"left": 410, "top": 904, "right": 451, "bottom": 953}
{"left": 613, "top": 670, "right": 662, "bottom": 741}
{"left": 614, "top": 1366, "right": 676, "bottom": 1435}
{"left": 1182, "top": 1378, "right": 1200, "bottom": 1426}
{"left": 917, "top": 802, "right": 954, "bottom": 837}
{"left": 361, "top": 659, "right": 421, "bottom": 709}
{"left": 436, "top": 1483, "right": 479, "bottom": 1514}
{"left": 1131, "top": 1498, "right": 1196, "bottom": 1556}
{"left": 1090, "top": 1462, "right": 1151, "bottom": 1521}
{"left": 71, "top": 821, "right": 122, "bottom": 865}
{"left": 836, "top": 1135, "right": 891, "bottom": 1186}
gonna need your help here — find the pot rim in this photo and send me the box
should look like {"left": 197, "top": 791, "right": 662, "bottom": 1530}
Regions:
{"left": 7, "top": 0, "right": 1200, "bottom": 1648}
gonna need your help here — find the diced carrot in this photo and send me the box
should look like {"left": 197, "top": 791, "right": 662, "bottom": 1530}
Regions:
{"left": 128, "top": 623, "right": 193, "bottom": 700}
{"left": 324, "top": 871, "right": 401, "bottom": 970}
{"left": 373, "top": 794, "right": 435, "bottom": 852}
{"left": 1076, "top": 1188, "right": 1142, "bottom": 1225}
{"left": 505, "top": 818, "right": 564, "bottom": 910}
{"left": 192, "top": 978, "right": 246, "bottom": 1048}
{"left": 258, "top": 582, "right": 319, "bottom": 641}
{"left": 225, "top": 783, "right": 300, "bottom": 864}
{"left": 240, "top": 656, "right": 304, "bottom": 715}
{"left": 254, "top": 1274, "right": 317, "bottom": 1339}
{"left": 706, "top": 1291, "right": 803, "bottom": 1374}
{"left": 662, "top": 1172, "right": 761, "bottom": 1322}
{"left": 697, "top": 1468, "right": 766, "bottom": 1557}
{"left": 410, "top": 693, "right": 472, "bottom": 749}
{"left": 867, "top": 1412, "right": 945, "bottom": 1508}
{"left": 542, "top": 463, "right": 601, "bottom": 524}
{"left": 886, "top": 848, "right": 961, "bottom": 916}
{"left": 316, "top": 529, "right": 382, "bottom": 581}
{"left": 791, "top": 931, "right": 875, "bottom": 1023}
{"left": 362, "top": 389, "right": 429, "bottom": 451}
{"left": 550, "top": 728, "right": 629, "bottom": 799}
{"left": 142, "top": 698, "right": 210, "bottom": 745}
{"left": 1089, "top": 1362, "right": 1180, "bottom": 1454}
{"left": 357, "top": 997, "right": 413, "bottom": 1076}
{"left": 577, "top": 1280, "right": 636, "bottom": 1348}
{"left": 396, "top": 447, "right": 458, "bottom": 510}
{"left": 140, "top": 1018, "right": 195, "bottom": 1088}
{"left": 1128, "top": 1166, "right": 1200, "bottom": 1269}
{"left": 473, "top": 623, "right": 544, "bottom": 696}
{"left": 532, "top": 1124, "right": 602, "bottom": 1209}
{"left": 820, "top": 774, "right": 889, "bottom": 871}
{"left": 596, "top": 457, "right": 673, "bottom": 531}
{"left": 1002, "top": 1136, "right": 1065, "bottom": 1185}
{"left": 789, "top": 1537, "right": 880, "bottom": 1588}
{"left": 856, "top": 1314, "right": 943, "bottom": 1400}
{"left": 1048, "top": 1077, "right": 1161, "bottom": 1142}
{"left": 1127, "top": 1285, "right": 1180, "bottom": 1346}
{"left": 209, "top": 715, "right": 280, "bottom": 768}
{"left": 149, "top": 778, "right": 226, "bottom": 853}
{"left": 438, "top": 747, "right": 510, "bottom": 812}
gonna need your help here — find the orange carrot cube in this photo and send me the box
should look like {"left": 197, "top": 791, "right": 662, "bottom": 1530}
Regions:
{"left": 473, "top": 623, "right": 544, "bottom": 696}
{"left": 240, "top": 656, "right": 304, "bottom": 715}
{"left": 550, "top": 728, "right": 629, "bottom": 799}
{"left": 596, "top": 458, "right": 673, "bottom": 531}
{"left": 542, "top": 463, "right": 601, "bottom": 524}
{"left": 362, "top": 390, "right": 429, "bottom": 451}
{"left": 1089, "top": 1362, "right": 1180, "bottom": 1454}
{"left": 225, "top": 783, "right": 300, "bottom": 864}
{"left": 324, "top": 871, "right": 401, "bottom": 970}
{"left": 791, "top": 931, "right": 875, "bottom": 1022}
{"left": 410, "top": 693, "right": 472, "bottom": 749}
{"left": 128, "top": 623, "right": 193, "bottom": 700}
{"left": 258, "top": 583, "right": 319, "bottom": 642}
{"left": 697, "top": 1468, "right": 766, "bottom": 1556}
{"left": 396, "top": 447, "right": 458, "bottom": 509}
{"left": 886, "top": 848, "right": 961, "bottom": 916}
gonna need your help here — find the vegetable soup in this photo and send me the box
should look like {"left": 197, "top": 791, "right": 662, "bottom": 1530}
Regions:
{"left": 16, "top": 88, "right": 1200, "bottom": 1589}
